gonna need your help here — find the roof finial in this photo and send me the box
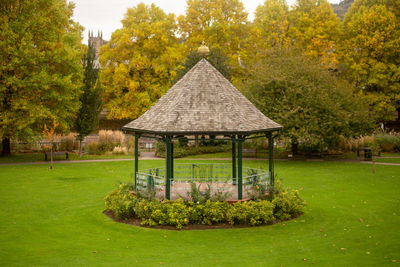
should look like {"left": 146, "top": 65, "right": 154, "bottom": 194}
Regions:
{"left": 197, "top": 41, "right": 209, "bottom": 57}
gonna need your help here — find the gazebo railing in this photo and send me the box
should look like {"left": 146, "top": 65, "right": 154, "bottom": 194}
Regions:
{"left": 136, "top": 163, "right": 269, "bottom": 200}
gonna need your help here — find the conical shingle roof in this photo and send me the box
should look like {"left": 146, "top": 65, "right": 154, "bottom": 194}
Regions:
{"left": 122, "top": 59, "right": 282, "bottom": 135}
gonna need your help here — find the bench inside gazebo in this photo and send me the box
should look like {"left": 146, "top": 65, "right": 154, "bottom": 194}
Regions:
{"left": 122, "top": 56, "right": 282, "bottom": 201}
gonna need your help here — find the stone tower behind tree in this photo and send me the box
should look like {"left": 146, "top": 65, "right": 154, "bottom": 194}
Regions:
{"left": 88, "top": 30, "right": 107, "bottom": 68}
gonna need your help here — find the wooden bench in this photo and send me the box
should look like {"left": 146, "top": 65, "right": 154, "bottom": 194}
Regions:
{"left": 44, "top": 151, "right": 68, "bottom": 161}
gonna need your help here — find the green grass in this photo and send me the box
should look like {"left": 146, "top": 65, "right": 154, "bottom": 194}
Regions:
{"left": 380, "top": 152, "right": 400, "bottom": 157}
{"left": 182, "top": 151, "right": 232, "bottom": 159}
{"left": 0, "top": 153, "right": 132, "bottom": 164}
{"left": 0, "top": 160, "right": 399, "bottom": 266}
{"left": 375, "top": 158, "right": 400, "bottom": 163}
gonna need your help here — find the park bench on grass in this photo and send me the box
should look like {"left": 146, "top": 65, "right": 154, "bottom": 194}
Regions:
{"left": 44, "top": 151, "right": 69, "bottom": 161}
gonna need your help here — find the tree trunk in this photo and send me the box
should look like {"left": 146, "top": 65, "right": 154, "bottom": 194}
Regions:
{"left": 79, "top": 139, "right": 82, "bottom": 157}
{"left": 397, "top": 107, "right": 400, "bottom": 120}
{"left": 1, "top": 138, "right": 11, "bottom": 156}
{"left": 291, "top": 140, "right": 298, "bottom": 156}
{"left": 50, "top": 146, "right": 53, "bottom": 169}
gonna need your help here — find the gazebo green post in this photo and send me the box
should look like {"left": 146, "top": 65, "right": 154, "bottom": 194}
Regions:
{"left": 165, "top": 136, "right": 172, "bottom": 200}
{"left": 237, "top": 135, "right": 243, "bottom": 200}
{"left": 267, "top": 132, "right": 274, "bottom": 186}
{"left": 232, "top": 136, "right": 236, "bottom": 185}
{"left": 134, "top": 133, "right": 140, "bottom": 191}
{"left": 171, "top": 140, "right": 174, "bottom": 181}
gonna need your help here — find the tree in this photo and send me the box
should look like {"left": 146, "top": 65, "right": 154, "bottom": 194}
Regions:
{"left": 240, "top": 49, "right": 373, "bottom": 154}
{"left": 75, "top": 41, "right": 103, "bottom": 156}
{"left": 0, "top": 0, "right": 83, "bottom": 156}
{"left": 43, "top": 120, "right": 60, "bottom": 169}
{"left": 100, "top": 3, "right": 183, "bottom": 120}
{"left": 177, "top": 0, "right": 249, "bottom": 81}
{"left": 248, "top": 0, "right": 291, "bottom": 57}
{"left": 289, "top": 0, "right": 341, "bottom": 69}
{"left": 340, "top": 0, "right": 400, "bottom": 121}
{"left": 175, "top": 47, "right": 231, "bottom": 82}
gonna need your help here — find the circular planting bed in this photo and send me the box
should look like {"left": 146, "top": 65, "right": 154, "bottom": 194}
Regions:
{"left": 104, "top": 181, "right": 305, "bottom": 230}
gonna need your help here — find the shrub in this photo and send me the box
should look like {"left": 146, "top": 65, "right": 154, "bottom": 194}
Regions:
{"left": 104, "top": 182, "right": 305, "bottom": 229}
{"left": 112, "top": 146, "right": 128, "bottom": 155}
{"left": 197, "top": 200, "right": 230, "bottom": 225}
{"left": 374, "top": 133, "right": 400, "bottom": 152}
{"left": 227, "top": 200, "right": 275, "bottom": 226}
{"left": 155, "top": 141, "right": 230, "bottom": 158}
{"left": 104, "top": 183, "right": 136, "bottom": 219}
{"left": 85, "top": 130, "right": 129, "bottom": 155}
{"left": 59, "top": 133, "right": 79, "bottom": 151}
{"left": 99, "top": 130, "right": 125, "bottom": 146}
{"left": 85, "top": 141, "right": 99, "bottom": 155}
{"left": 272, "top": 188, "right": 305, "bottom": 220}
{"left": 162, "top": 199, "right": 190, "bottom": 229}
{"left": 178, "top": 137, "right": 189, "bottom": 147}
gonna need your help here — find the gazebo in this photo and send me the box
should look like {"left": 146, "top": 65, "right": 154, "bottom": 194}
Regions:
{"left": 122, "top": 58, "right": 282, "bottom": 200}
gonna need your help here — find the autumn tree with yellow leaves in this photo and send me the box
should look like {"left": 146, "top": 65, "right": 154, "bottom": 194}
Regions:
{"left": 100, "top": 3, "right": 184, "bottom": 120}
{"left": 249, "top": 0, "right": 291, "bottom": 56}
{"left": 340, "top": 0, "right": 400, "bottom": 121}
{"left": 177, "top": 0, "right": 249, "bottom": 80}
{"left": 289, "top": 0, "right": 341, "bottom": 69}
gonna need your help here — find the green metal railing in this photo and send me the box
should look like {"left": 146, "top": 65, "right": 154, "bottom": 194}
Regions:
{"left": 136, "top": 163, "right": 269, "bottom": 200}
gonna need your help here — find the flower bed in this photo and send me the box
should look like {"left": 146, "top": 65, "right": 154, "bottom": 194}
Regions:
{"left": 104, "top": 181, "right": 305, "bottom": 229}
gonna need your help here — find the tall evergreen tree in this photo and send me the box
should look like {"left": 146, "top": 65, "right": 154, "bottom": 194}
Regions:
{"left": 75, "top": 41, "right": 102, "bottom": 155}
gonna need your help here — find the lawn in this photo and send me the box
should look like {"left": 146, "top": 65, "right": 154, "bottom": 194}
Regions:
{"left": 375, "top": 158, "right": 400, "bottom": 164}
{"left": 0, "top": 160, "right": 399, "bottom": 266}
{"left": 0, "top": 153, "right": 132, "bottom": 164}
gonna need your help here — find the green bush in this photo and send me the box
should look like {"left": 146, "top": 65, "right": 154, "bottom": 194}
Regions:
{"left": 227, "top": 200, "right": 275, "bottom": 226}
{"left": 155, "top": 141, "right": 230, "bottom": 158}
{"left": 85, "top": 141, "right": 119, "bottom": 155}
{"left": 197, "top": 200, "right": 230, "bottom": 225}
{"left": 272, "top": 190, "right": 305, "bottom": 220}
{"left": 58, "top": 134, "right": 79, "bottom": 151}
{"left": 104, "top": 181, "right": 305, "bottom": 229}
{"left": 104, "top": 183, "right": 136, "bottom": 219}
{"left": 374, "top": 133, "right": 400, "bottom": 152}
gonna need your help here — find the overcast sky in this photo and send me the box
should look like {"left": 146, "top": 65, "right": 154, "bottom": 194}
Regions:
{"left": 71, "top": 0, "right": 341, "bottom": 44}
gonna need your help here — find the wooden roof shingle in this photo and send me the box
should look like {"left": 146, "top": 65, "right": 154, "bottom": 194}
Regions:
{"left": 122, "top": 59, "right": 282, "bottom": 135}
